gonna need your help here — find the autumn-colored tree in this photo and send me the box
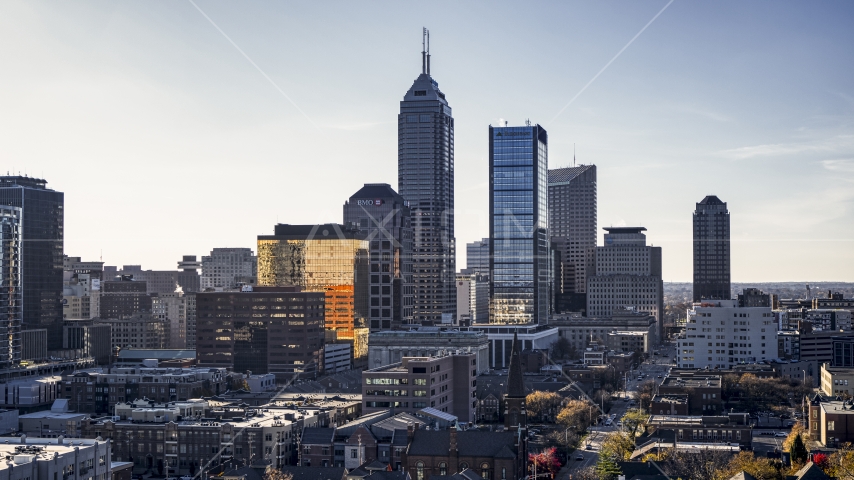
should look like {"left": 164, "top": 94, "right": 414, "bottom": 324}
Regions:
{"left": 635, "top": 380, "right": 657, "bottom": 412}
{"left": 528, "top": 447, "right": 562, "bottom": 475}
{"left": 571, "top": 466, "right": 599, "bottom": 480}
{"left": 825, "top": 443, "right": 854, "bottom": 480}
{"left": 543, "top": 430, "right": 579, "bottom": 452}
{"left": 719, "top": 451, "right": 779, "bottom": 480}
{"left": 264, "top": 469, "right": 294, "bottom": 480}
{"left": 526, "top": 391, "right": 563, "bottom": 422}
{"left": 599, "top": 431, "right": 635, "bottom": 461}
{"left": 813, "top": 452, "right": 828, "bottom": 470}
{"left": 556, "top": 399, "right": 594, "bottom": 430}
{"left": 783, "top": 422, "right": 809, "bottom": 452}
{"left": 659, "top": 448, "right": 734, "bottom": 480}
{"left": 621, "top": 409, "right": 648, "bottom": 438}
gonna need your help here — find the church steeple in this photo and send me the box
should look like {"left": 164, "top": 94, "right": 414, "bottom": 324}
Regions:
{"left": 504, "top": 331, "right": 527, "bottom": 429}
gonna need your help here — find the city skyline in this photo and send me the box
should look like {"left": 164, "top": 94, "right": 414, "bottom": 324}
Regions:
{"left": 2, "top": 2, "right": 853, "bottom": 282}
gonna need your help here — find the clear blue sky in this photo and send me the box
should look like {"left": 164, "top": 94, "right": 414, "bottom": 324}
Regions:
{"left": 1, "top": 1, "right": 852, "bottom": 281}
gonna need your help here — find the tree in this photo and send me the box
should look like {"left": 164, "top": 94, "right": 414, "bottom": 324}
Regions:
{"left": 720, "top": 451, "right": 779, "bottom": 480}
{"left": 556, "top": 399, "right": 594, "bottom": 431}
{"left": 594, "top": 455, "right": 622, "bottom": 480}
{"left": 550, "top": 337, "right": 573, "bottom": 361}
{"left": 620, "top": 409, "right": 648, "bottom": 438}
{"left": 526, "top": 391, "right": 563, "bottom": 422}
{"left": 264, "top": 469, "right": 294, "bottom": 480}
{"left": 543, "top": 430, "right": 579, "bottom": 452}
{"left": 635, "top": 380, "right": 657, "bottom": 412}
{"left": 528, "top": 447, "right": 562, "bottom": 476}
{"left": 571, "top": 466, "right": 599, "bottom": 480}
{"left": 790, "top": 434, "right": 808, "bottom": 465}
{"left": 783, "top": 422, "right": 809, "bottom": 452}
{"left": 659, "top": 448, "right": 733, "bottom": 480}
{"left": 826, "top": 443, "right": 854, "bottom": 480}
{"left": 599, "top": 432, "right": 635, "bottom": 461}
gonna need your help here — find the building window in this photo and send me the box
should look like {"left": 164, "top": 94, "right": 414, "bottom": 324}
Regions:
{"left": 439, "top": 463, "right": 447, "bottom": 476}
{"left": 460, "top": 463, "right": 469, "bottom": 470}
{"left": 416, "top": 462, "right": 424, "bottom": 480}
{"left": 829, "top": 421, "right": 835, "bottom": 431}
{"left": 481, "top": 463, "right": 490, "bottom": 480}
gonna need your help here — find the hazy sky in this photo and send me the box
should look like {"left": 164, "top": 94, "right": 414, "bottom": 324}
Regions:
{"left": 2, "top": 1, "right": 852, "bottom": 282}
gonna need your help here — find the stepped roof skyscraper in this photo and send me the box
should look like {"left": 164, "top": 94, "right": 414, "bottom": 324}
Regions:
{"left": 398, "top": 29, "right": 456, "bottom": 324}
{"left": 693, "top": 195, "right": 731, "bottom": 301}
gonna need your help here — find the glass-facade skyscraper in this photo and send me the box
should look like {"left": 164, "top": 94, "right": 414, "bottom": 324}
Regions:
{"left": 693, "top": 195, "right": 731, "bottom": 301}
{"left": 0, "top": 176, "right": 64, "bottom": 350}
{"left": 398, "top": 38, "right": 456, "bottom": 324}
{"left": 489, "top": 124, "right": 550, "bottom": 324}
{"left": 257, "top": 224, "right": 370, "bottom": 363}
{"left": 0, "top": 206, "right": 23, "bottom": 368}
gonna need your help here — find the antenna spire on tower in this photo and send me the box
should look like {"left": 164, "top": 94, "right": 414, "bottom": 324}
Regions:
{"left": 426, "top": 29, "right": 431, "bottom": 75}
{"left": 421, "top": 28, "right": 427, "bottom": 74}
{"left": 573, "top": 143, "right": 576, "bottom": 167}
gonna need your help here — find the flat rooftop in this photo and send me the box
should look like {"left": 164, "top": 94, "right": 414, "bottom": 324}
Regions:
{"left": 661, "top": 373, "right": 721, "bottom": 388}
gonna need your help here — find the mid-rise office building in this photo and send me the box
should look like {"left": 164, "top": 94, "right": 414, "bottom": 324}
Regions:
{"left": 200, "top": 247, "right": 257, "bottom": 291}
{"left": 152, "top": 291, "right": 190, "bottom": 349}
{"left": 362, "top": 352, "right": 476, "bottom": 422}
{"left": 258, "top": 223, "right": 368, "bottom": 346}
{"left": 343, "top": 183, "right": 414, "bottom": 330}
{"left": 548, "top": 165, "right": 597, "bottom": 296}
{"left": 587, "top": 227, "right": 663, "bottom": 341}
{"left": 0, "top": 206, "right": 23, "bottom": 368}
{"left": 367, "top": 327, "right": 490, "bottom": 373}
{"left": 99, "top": 276, "right": 151, "bottom": 318}
{"left": 398, "top": 34, "right": 456, "bottom": 324}
{"left": 117, "top": 260, "right": 200, "bottom": 294}
{"left": 0, "top": 176, "right": 64, "bottom": 350}
{"left": 463, "top": 238, "right": 490, "bottom": 275}
{"left": 693, "top": 195, "right": 730, "bottom": 302}
{"left": 62, "top": 320, "right": 111, "bottom": 365}
{"left": 677, "top": 298, "right": 778, "bottom": 369}
{"left": 551, "top": 310, "right": 657, "bottom": 354}
{"left": 455, "top": 273, "right": 488, "bottom": 325}
{"left": 100, "top": 313, "right": 166, "bottom": 351}
{"left": 489, "top": 123, "right": 550, "bottom": 325}
{"left": 196, "top": 286, "right": 325, "bottom": 379}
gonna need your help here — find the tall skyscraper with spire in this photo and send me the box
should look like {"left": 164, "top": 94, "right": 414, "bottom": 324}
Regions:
{"left": 693, "top": 195, "right": 731, "bottom": 301}
{"left": 398, "top": 29, "right": 456, "bottom": 324}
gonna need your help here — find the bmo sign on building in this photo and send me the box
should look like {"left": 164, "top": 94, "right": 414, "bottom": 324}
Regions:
{"left": 344, "top": 183, "right": 414, "bottom": 331}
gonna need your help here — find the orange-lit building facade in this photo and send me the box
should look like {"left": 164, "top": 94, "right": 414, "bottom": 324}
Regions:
{"left": 257, "top": 224, "right": 369, "bottom": 360}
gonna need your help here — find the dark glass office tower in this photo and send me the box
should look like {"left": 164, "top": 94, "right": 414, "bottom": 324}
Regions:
{"left": 489, "top": 124, "right": 550, "bottom": 324}
{"left": 0, "top": 177, "right": 64, "bottom": 349}
{"left": 693, "top": 195, "right": 730, "bottom": 301}
{"left": 398, "top": 32, "right": 456, "bottom": 324}
{"left": 343, "top": 183, "right": 414, "bottom": 331}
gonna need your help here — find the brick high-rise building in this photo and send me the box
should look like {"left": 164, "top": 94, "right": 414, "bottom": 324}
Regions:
{"left": 196, "top": 286, "right": 325, "bottom": 379}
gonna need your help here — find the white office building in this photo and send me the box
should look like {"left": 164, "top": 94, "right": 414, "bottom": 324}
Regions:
{"left": 677, "top": 299, "right": 778, "bottom": 369}
{"left": 200, "top": 248, "right": 257, "bottom": 291}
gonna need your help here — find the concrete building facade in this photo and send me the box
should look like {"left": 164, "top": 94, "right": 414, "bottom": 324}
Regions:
{"left": 587, "top": 227, "right": 663, "bottom": 342}
{"left": 677, "top": 299, "right": 778, "bottom": 369}
{"left": 200, "top": 248, "right": 257, "bottom": 291}
{"left": 367, "top": 328, "right": 489, "bottom": 373}
{"left": 362, "top": 352, "right": 477, "bottom": 423}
